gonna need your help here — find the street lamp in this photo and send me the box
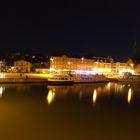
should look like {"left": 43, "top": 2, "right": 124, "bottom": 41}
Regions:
{"left": 81, "top": 57, "right": 84, "bottom": 63}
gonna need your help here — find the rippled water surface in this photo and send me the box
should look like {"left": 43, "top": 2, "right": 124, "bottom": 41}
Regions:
{"left": 0, "top": 82, "right": 140, "bottom": 140}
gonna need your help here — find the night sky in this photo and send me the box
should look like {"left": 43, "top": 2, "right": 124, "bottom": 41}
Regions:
{"left": 0, "top": 1, "right": 140, "bottom": 58}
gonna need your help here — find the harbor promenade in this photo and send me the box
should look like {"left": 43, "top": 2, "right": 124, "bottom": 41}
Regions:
{"left": 0, "top": 72, "right": 140, "bottom": 84}
{"left": 0, "top": 73, "right": 52, "bottom": 83}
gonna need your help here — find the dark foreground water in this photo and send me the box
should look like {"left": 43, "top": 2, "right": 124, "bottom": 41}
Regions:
{"left": 0, "top": 82, "right": 140, "bottom": 140}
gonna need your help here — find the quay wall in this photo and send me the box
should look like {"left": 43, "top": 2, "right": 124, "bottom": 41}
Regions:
{"left": 0, "top": 73, "right": 53, "bottom": 79}
{"left": 0, "top": 73, "right": 53, "bottom": 83}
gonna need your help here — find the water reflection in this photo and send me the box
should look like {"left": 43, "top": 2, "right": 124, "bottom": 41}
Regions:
{"left": 127, "top": 88, "right": 132, "bottom": 104}
{"left": 92, "top": 89, "right": 97, "bottom": 104}
{"left": 0, "top": 84, "right": 139, "bottom": 139}
{"left": 47, "top": 83, "right": 138, "bottom": 105}
{"left": 0, "top": 86, "right": 4, "bottom": 98}
{"left": 47, "top": 89, "right": 55, "bottom": 105}
{"left": 106, "top": 82, "right": 111, "bottom": 91}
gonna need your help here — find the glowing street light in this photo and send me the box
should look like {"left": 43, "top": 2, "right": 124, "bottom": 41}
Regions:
{"left": 81, "top": 57, "right": 84, "bottom": 63}
{"left": 50, "top": 58, "right": 54, "bottom": 61}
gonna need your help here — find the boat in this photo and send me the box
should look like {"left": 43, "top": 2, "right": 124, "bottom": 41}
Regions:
{"left": 118, "top": 75, "right": 140, "bottom": 83}
{"left": 73, "top": 74, "right": 109, "bottom": 83}
{"left": 47, "top": 74, "right": 74, "bottom": 85}
{"left": 47, "top": 73, "right": 109, "bottom": 85}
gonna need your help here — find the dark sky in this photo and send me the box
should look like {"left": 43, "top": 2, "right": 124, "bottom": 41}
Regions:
{"left": 0, "top": 1, "right": 140, "bottom": 58}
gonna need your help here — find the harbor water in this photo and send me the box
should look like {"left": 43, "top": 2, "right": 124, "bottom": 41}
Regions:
{"left": 0, "top": 82, "right": 140, "bottom": 140}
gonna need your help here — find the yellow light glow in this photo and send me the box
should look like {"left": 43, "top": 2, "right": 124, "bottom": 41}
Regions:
{"left": 93, "top": 89, "right": 97, "bottom": 103}
{"left": 50, "top": 58, "right": 54, "bottom": 61}
{"left": 107, "top": 82, "right": 111, "bottom": 88}
{"left": 130, "top": 64, "right": 134, "bottom": 67}
{"left": 127, "top": 88, "right": 132, "bottom": 103}
{"left": 81, "top": 57, "right": 84, "bottom": 62}
{"left": 50, "top": 68, "right": 55, "bottom": 72}
{"left": 47, "top": 89, "right": 55, "bottom": 105}
{"left": 0, "top": 74, "right": 4, "bottom": 78}
{"left": 58, "top": 69, "right": 61, "bottom": 73}
{"left": 11, "top": 67, "right": 14, "bottom": 70}
{"left": 92, "top": 67, "right": 111, "bottom": 74}
{"left": 95, "top": 62, "right": 98, "bottom": 64}
{"left": 119, "top": 69, "right": 135, "bottom": 75}
{"left": 0, "top": 87, "right": 4, "bottom": 98}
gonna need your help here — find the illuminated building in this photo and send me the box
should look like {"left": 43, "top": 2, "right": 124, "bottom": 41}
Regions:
{"left": 14, "top": 60, "right": 32, "bottom": 73}
{"left": 135, "top": 63, "right": 140, "bottom": 74}
{"left": 35, "top": 68, "right": 50, "bottom": 73}
{"left": 31, "top": 57, "right": 50, "bottom": 73}
{"left": 50, "top": 56, "right": 135, "bottom": 75}
{"left": 50, "top": 55, "right": 94, "bottom": 72}
{"left": 0, "top": 61, "right": 6, "bottom": 72}
{"left": 50, "top": 55, "right": 113, "bottom": 74}
{"left": 114, "top": 59, "right": 135, "bottom": 75}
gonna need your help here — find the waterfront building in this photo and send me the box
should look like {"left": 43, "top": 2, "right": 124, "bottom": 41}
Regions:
{"left": 32, "top": 62, "right": 50, "bottom": 72}
{"left": 35, "top": 68, "right": 50, "bottom": 73}
{"left": 50, "top": 56, "right": 135, "bottom": 75}
{"left": 31, "top": 56, "right": 50, "bottom": 73}
{"left": 92, "top": 61, "right": 112, "bottom": 74}
{"left": 14, "top": 60, "right": 32, "bottom": 73}
{"left": 50, "top": 55, "right": 113, "bottom": 74}
{"left": 115, "top": 59, "right": 135, "bottom": 74}
{"left": 0, "top": 61, "right": 6, "bottom": 72}
{"left": 50, "top": 55, "right": 94, "bottom": 72}
{"left": 135, "top": 63, "right": 140, "bottom": 74}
